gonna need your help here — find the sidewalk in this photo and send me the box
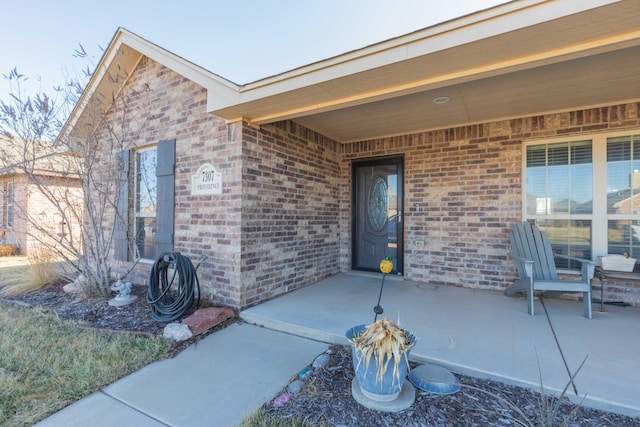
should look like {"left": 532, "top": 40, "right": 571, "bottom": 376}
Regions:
{"left": 37, "top": 271, "right": 640, "bottom": 425}
{"left": 36, "top": 323, "right": 328, "bottom": 427}
{"left": 241, "top": 272, "right": 640, "bottom": 418}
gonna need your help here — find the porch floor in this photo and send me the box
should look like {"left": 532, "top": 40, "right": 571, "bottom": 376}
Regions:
{"left": 241, "top": 272, "right": 640, "bottom": 418}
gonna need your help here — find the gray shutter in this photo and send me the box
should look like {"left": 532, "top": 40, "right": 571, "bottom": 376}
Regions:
{"left": 155, "top": 139, "right": 175, "bottom": 257}
{"left": 114, "top": 150, "right": 130, "bottom": 261}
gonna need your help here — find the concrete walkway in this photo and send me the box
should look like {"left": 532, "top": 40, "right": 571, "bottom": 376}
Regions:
{"left": 36, "top": 323, "right": 328, "bottom": 427}
{"left": 242, "top": 272, "right": 640, "bottom": 418}
{"left": 37, "top": 272, "right": 640, "bottom": 425}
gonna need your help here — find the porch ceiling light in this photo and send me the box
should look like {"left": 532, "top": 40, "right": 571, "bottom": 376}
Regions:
{"left": 432, "top": 96, "right": 450, "bottom": 104}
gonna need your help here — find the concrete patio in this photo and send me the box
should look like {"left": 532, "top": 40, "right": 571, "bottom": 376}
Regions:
{"left": 241, "top": 272, "right": 640, "bottom": 418}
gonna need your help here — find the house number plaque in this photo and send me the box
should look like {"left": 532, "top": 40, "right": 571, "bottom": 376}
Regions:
{"left": 191, "top": 163, "right": 222, "bottom": 195}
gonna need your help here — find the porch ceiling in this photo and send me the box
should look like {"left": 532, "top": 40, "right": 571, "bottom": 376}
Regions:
{"left": 210, "top": 0, "right": 640, "bottom": 143}
{"left": 293, "top": 46, "right": 640, "bottom": 142}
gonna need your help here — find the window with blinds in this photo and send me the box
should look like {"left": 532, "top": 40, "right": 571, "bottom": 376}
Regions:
{"left": 606, "top": 135, "right": 640, "bottom": 257}
{"left": 524, "top": 132, "right": 640, "bottom": 270}
{"left": 525, "top": 141, "right": 593, "bottom": 267}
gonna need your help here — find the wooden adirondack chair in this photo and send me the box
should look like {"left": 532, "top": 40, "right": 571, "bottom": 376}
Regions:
{"left": 505, "top": 222, "right": 594, "bottom": 319}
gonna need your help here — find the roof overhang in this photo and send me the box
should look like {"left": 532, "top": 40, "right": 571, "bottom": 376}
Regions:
{"left": 62, "top": 0, "right": 640, "bottom": 145}
{"left": 59, "top": 29, "right": 240, "bottom": 142}
{"left": 210, "top": 0, "right": 640, "bottom": 142}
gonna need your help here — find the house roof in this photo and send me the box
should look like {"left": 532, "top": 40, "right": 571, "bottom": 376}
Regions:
{"left": 62, "top": 0, "right": 640, "bottom": 144}
{"left": 0, "top": 135, "right": 80, "bottom": 178}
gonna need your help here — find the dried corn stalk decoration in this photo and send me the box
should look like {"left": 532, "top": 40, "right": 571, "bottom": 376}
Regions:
{"left": 349, "top": 318, "right": 415, "bottom": 386}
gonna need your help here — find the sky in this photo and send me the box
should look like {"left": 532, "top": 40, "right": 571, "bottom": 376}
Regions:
{"left": 0, "top": 0, "right": 507, "bottom": 99}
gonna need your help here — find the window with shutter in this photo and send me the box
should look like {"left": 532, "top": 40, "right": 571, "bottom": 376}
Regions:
{"left": 115, "top": 139, "right": 175, "bottom": 262}
{"left": 135, "top": 146, "right": 158, "bottom": 259}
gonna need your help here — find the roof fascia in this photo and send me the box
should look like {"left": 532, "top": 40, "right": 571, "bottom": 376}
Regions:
{"left": 115, "top": 29, "right": 240, "bottom": 95}
{"left": 59, "top": 28, "right": 240, "bottom": 143}
{"left": 209, "top": 0, "right": 624, "bottom": 121}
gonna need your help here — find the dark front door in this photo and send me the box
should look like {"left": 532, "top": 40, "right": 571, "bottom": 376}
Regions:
{"left": 353, "top": 158, "right": 403, "bottom": 274}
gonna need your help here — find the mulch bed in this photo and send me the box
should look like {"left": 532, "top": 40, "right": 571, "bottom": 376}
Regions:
{"left": 263, "top": 346, "right": 639, "bottom": 426}
{"left": 3, "top": 284, "right": 639, "bottom": 426}
{"left": 3, "top": 283, "right": 167, "bottom": 336}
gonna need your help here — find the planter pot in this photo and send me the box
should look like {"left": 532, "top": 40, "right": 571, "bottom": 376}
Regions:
{"left": 346, "top": 324, "right": 415, "bottom": 402}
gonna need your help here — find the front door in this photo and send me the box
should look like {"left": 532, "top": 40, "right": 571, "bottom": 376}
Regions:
{"left": 353, "top": 158, "right": 403, "bottom": 274}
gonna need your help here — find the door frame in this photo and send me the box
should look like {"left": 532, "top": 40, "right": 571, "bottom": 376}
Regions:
{"left": 351, "top": 156, "right": 404, "bottom": 275}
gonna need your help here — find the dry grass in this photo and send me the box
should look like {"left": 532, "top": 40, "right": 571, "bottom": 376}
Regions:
{"left": 0, "top": 265, "right": 30, "bottom": 288}
{"left": 0, "top": 250, "right": 72, "bottom": 296}
{"left": 0, "top": 301, "right": 172, "bottom": 427}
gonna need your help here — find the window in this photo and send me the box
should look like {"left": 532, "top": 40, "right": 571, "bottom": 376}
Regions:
{"left": 134, "top": 147, "right": 157, "bottom": 260}
{"left": 524, "top": 132, "right": 640, "bottom": 268}
{"left": 6, "top": 181, "right": 13, "bottom": 228}
{"left": 606, "top": 135, "right": 640, "bottom": 257}
{"left": 525, "top": 141, "right": 592, "bottom": 267}
{"left": 114, "top": 139, "right": 175, "bottom": 262}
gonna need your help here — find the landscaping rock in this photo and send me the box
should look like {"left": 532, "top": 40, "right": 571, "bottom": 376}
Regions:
{"left": 312, "top": 353, "right": 330, "bottom": 369}
{"left": 181, "top": 307, "right": 234, "bottom": 335}
{"left": 62, "top": 282, "right": 82, "bottom": 294}
{"left": 273, "top": 393, "right": 294, "bottom": 407}
{"left": 288, "top": 380, "right": 305, "bottom": 394}
{"left": 63, "top": 275, "right": 87, "bottom": 294}
{"left": 298, "top": 367, "right": 312, "bottom": 380}
{"left": 163, "top": 323, "right": 193, "bottom": 341}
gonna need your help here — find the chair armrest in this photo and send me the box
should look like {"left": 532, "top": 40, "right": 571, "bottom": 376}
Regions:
{"left": 511, "top": 252, "right": 534, "bottom": 278}
{"left": 511, "top": 252, "right": 533, "bottom": 264}
{"left": 554, "top": 253, "right": 595, "bottom": 280}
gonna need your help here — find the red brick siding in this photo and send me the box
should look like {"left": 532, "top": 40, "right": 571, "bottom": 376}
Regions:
{"left": 95, "top": 57, "right": 243, "bottom": 307}
{"left": 25, "top": 177, "right": 83, "bottom": 257}
{"left": 0, "top": 175, "right": 82, "bottom": 257}
{"left": 93, "top": 53, "right": 640, "bottom": 308}
{"left": 95, "top": 58, "right": 343, "bottom": 309}
{"left": 341, "top": 103, "right": 640, "bottom": 306}
{"left": 239, "top": 121, "right": 341, "bottom": 307}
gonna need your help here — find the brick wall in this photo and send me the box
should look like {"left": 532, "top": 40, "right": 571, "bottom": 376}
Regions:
{"left": 103, "top": 58, "right": 344, "bottom": 308}
{"left": 92, "top": 57, "right": 243, "bottom": 306}
{"left": 239, "top": 121, "right": 341, "bottom": 307}
{"left": 0, "top": 175, "right": 82, "bottom": 257}
{"left": 25, "top": 177, "right": 83, "bottom": 257}
{"left": 340, "top": 103, "right": 640, "bottom": 306}
{"left": 91, "top": 53, "right": 640, "bottom": 309}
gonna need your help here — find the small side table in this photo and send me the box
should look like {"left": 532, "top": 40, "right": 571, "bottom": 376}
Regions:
{"left": 593, "top": 266, "right": 637, "bottom": 312}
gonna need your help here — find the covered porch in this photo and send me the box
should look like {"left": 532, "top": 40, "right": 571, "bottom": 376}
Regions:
{"left": 241, "top": 272, "right": 640, "bottom": 418}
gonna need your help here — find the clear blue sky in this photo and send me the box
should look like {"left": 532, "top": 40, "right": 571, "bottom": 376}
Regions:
{"left": 0, "top": 0, "right": 506, "bottom": 98}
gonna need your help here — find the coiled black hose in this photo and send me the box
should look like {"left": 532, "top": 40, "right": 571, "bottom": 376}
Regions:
{"left": 147, "top": 252, "right": 202, "bottom": 322}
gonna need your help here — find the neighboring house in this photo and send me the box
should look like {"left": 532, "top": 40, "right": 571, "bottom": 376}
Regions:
{"left": 61, "top": 0, "right": 640, "bottom": 309}
{"left": 0, "top": 135, "right": 82, "bottom": 257}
